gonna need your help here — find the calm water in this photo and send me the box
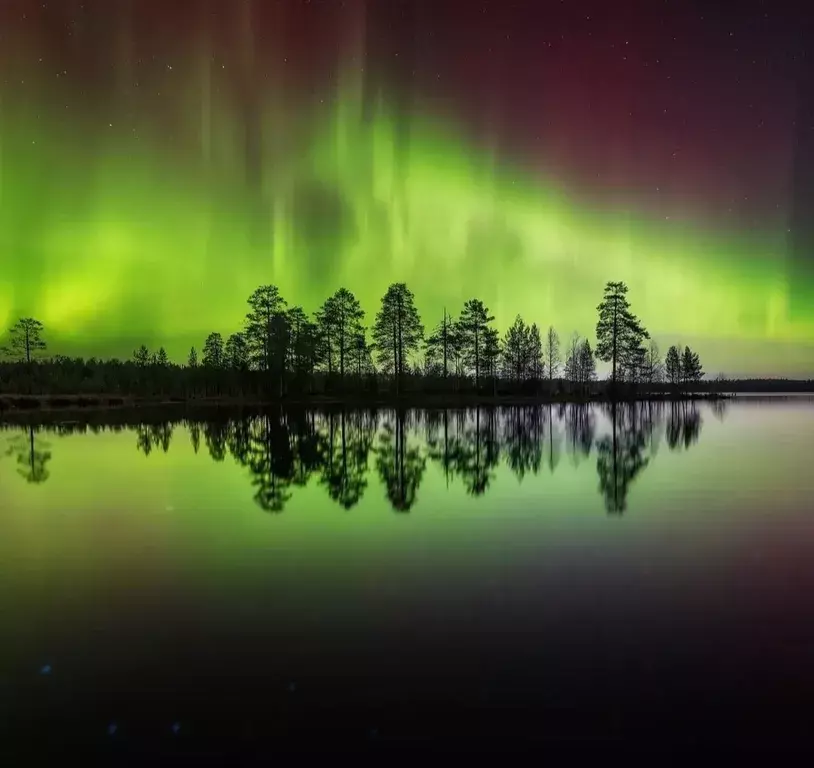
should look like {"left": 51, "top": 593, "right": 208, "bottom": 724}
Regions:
{"left": 2, "top": 399, "right": 814, "bottom": 755}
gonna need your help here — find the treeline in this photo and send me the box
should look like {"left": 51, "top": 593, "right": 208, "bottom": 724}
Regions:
{"left": 0, "top": 281, "right": 711, "bottom": 400}
{"left": 3, "top": 401, "right": 711, "bottom": 514}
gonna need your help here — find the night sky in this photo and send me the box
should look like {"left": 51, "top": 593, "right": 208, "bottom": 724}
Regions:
{"left": 1, "top": 0, "right": 813, "bottom": 376}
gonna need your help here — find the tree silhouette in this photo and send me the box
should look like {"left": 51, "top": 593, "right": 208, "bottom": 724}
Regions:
{"left": 375, "top": 409, "right": 426, "bottom": 511}
{"left": 482, "top": 327, "right": 501, "bottom": 396}
{"left": 578, "top": 339, "right": 596, "bottom": 394}
{"left": 245, "top": 285, "right": 286, "bottom": 373}
{"left": 350, "top": 330, "right": 373, "bottom": 378}
{"left": 621, "top": 340, "right": 648, "bottom": 385}
{"left": 425, "top": 309, "right": 456, "bottom": 381}
{"left": 5, "top": 318, "right": 47, "bottom": 363}
{"left": 372, "top": 283, "right": 424, "bottom": 396}
{"left": 641, "top": 340, "right": 663, "bottom": 387}
{"left": 564, "top": 333, "right": 582, "bottom": 388}
{"left": 268, "top": 311, "right": 291, "bottom": 398}
{"left": 595, "top": 281, "right": 650, "bottom": 392}
{"left": 318, "top": 288, "right": 365, "bottom": 385}
{"left": 225, "top": 332, "right": 249, "bottom": 371}
{"left": 202, "top": 332, "right": 225, "bottom": 368}
{"left": 681, "top": 346, "right": 704, "bottom": 389}
{"left": 0, "top": 266, "right": 738, "bottom": 404}
{"left": 502, "top": 315, "right": 533, "bottom": 385}
{"left": 664, "top": 344, "right": 682, "bottom": 390}
{"left": 543, "top": 326, "right": 561, "bottom": 394}
{"left": 153, "top": 347, "right": 169, "bottom": 367}
{"left": 286, "top": 306, "right": 318, "bottom": 388}
{"left": 133, "top": 344, "right": 150, "bottom": 367}
{"left": 528, "top": 323, "right": 544, "bottom": 385}
{"left": 457, "top": 299, "right": 494, "bottom": 391}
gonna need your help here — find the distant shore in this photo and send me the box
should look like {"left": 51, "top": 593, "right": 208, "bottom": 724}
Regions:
{"left": 0, "top": 391, "right": 732, "bottom": 415}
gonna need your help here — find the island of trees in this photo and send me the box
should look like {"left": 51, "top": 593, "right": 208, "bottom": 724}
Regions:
{"left": 0, "top": 280, "right": 753, "bottom": 408}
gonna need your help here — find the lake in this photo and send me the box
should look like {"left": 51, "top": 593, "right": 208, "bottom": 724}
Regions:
{"left": 2, "top": 398, "right": 814, "bottom": 755}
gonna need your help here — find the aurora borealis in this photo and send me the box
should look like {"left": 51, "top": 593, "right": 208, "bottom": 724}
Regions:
{"left": 1, "top": 1, "right": 813, "bottom": 376}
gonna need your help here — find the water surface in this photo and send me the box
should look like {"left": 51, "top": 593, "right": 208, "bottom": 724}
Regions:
{"left": 2, "top": 399, "right": 813, "bottom": 754}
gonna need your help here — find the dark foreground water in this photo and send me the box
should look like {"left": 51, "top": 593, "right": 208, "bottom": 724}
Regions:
{"left": 1, "top": 399, "right": 813, "bottom": 756}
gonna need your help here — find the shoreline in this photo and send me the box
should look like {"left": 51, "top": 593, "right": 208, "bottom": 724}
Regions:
{"left": 0, "top": 392, "right": 732, "bottom": 416}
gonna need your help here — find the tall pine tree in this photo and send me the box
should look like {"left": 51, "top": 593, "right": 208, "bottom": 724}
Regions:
{"left": 595, "top": 281, "right": 649, "bottom": 392}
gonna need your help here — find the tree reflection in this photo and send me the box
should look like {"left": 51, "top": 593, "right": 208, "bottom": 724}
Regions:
{"left": 564, "top": 404, "right": 595, "bottom": 465}
{"left": 245, "top": 411, "right": 294, "bottom": 514}
{"left": 595, "top": 403, "right": 654, "bottom": 515}
{"left": 449, "top": 408, "right": 497, "bottom": 496}
{"left": 0, "top": 400, "right": 719, "bottom": 511}
{"left": 503, "top": 406, "right": 543, "bottom": 481}
{"left": 666, "top": 402, "right": 703, "bottom": 451}
{"left": 203, "top": 419, "right": 229, "bottom": 462}
{"left": 375, "top": 409, "right": 426, "bottom": 511}
{"left": 320, "top": 410, "right": 374, "bottom": 510}
{"left": 5, "top": 426, "right": 52, "bottom": 484}
{"left": 189, "top": 422, "right": 201, "bottom": 454}
{"left": 425, "top": 409, "right": 462, "bottom": 488}
{"left": 135, "top": 422, "right": 173, "bottom": 456}
{"left": 543, "top": 405, "right": 563, "bottom": 473}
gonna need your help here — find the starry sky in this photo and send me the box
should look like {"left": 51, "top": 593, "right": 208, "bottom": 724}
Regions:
{"left": 1, "top": 0, "right": 813, "bottom": 376}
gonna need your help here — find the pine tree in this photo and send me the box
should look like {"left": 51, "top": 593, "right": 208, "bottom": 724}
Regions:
{"left": 154, "top": 347, "right": 169, "bottom": 367}
{"left": 134, "top": 344, "right": 150, "bottom": 367}
{"left": 225, "top": 332, "right": 249, "bottom": 370}
{"left": 482, "top": 326, "right": 501, "bottom": 395}
{"left": 6, "top": 318, "right": 47, "bottom": 363}
{"left": 578, "top": 339, "right": 596, "bottom": 391}
{"left": 425, "top": 309, "right": 456, "bottom": 380}
{"left": 681, "top": 346, "right": 704, "bottom": 387}
{"left": 502, "top": 315, "right": 531, "bottom": 384}
{"left": 318, "top": 288, "right": 365, "bottom": 382}
{"left": 595, "top": 281, "right": 650, "bottom": 391}
{"left": 350, "top": 329, "right": 373, "bottom": 377}
{"left": 202, "top": 332, "right": 225, "bottom": 368}
{"left": 665, "top": 345, "right": 682, "bottom": 387}
{"left": 286, "top": 306, "right": 317, "bottom": 383}
{"left": 244, "top": 285, "right": 286, "bottom": 372}
{"left": 372, "top": 283, "right": 424, "bottom": 395}
{"left": 187, "top": 347, "right": 198, "bottom": 368}
{"left": 457, "top": 298, "right": 494, "bottom": 389}
{"left": 622, "top": 343, "right": 647, "bottom": 384}
{"left": 528, "top": 323, "right": 544, "bottom": 383}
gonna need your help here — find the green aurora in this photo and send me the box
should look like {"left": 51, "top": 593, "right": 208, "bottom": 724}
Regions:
{"left": 1, "top": 79, "right": 813, "bottom": 377}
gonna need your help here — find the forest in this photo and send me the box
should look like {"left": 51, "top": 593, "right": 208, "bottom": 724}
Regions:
{"left": 0, "top": 281, "right": 724, "bottom": 403}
